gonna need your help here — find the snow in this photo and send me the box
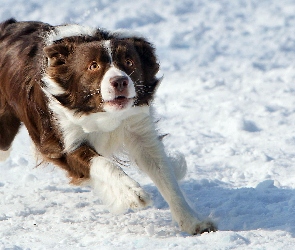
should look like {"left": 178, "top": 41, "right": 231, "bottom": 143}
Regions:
{"left": 1, "top": 0, "right": 295, "bottom": 248}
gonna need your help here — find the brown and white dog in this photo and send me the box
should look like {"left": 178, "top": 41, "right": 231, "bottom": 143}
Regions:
{"left": 0, "top": 19, "right": 216, "bottom": 234}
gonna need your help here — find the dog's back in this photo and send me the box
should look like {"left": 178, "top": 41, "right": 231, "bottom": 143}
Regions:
{"left": 0, "top": 19, "right": 63, "bottom": 162}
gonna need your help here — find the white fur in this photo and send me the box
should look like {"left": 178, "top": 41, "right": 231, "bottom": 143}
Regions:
{"left": 167, "top": 151, "right": 188, "bottom": 181}
{"left": 0, "top": 148, "right": 11, "bottom": 162}
{"left": 122, "top": 114, "right": 204, "bottom": 234}
{"left": 46, "top": 24, "right": 97, "bottom": 45}
{"left": 86, "top": 111, "right": 211, "bottom": 234}
{"left": 103, "top": 40, "right": 113, "bottom": 64}
{"left": 42, "top": 75, "right": 65, "bottom": 95}
{"left": 46, "top": 91, "right": 149, "bottom": 152}
{"left": 100, "top": 66, "right": 136, "bottom": 100}
{"left": 90, "top": 156, "right": 151, "bottom": 213}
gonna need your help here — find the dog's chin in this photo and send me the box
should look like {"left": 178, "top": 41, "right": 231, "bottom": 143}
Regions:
{"left": 103, "top": 97, "right": 135, "bottom": 112}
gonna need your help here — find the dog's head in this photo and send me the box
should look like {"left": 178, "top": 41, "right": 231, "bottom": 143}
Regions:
{"left": 43, "top": 35, "right": 160, "bottom": 114}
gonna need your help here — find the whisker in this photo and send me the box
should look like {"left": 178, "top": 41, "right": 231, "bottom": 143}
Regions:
{"left": 129, "top": 68, "right": 137, "bottom": 77}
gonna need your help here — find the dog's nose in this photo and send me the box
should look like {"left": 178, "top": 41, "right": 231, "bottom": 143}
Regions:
{"left": 110, "top": 76, "right": 129, "bottom": 92}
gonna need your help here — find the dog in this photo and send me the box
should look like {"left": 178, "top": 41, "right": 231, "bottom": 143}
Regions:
{"left": 0, "top": 18, "right": 216, "bottom": 235}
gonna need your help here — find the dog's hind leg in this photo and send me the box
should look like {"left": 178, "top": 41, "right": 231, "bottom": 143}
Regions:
{"left": 0, "top": 108, "right": 21, "bottom": 160}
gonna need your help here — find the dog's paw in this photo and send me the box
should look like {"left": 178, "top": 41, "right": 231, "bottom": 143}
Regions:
{"left": 192, "top": 220, "right": 217, "bottom": 235}
{"left": 118, "top": 175, "right": 152, "bottom": 210}
{"left": 178, "top": 217, "right": 217, "bottom": 235}
{"left": 103, "top": 176, "right": 152, "bottom": 214}
{"left": 90, "top": 159, "right": 152, "bottom": 214}
{"left": 127, "top": 186, "right": 152, "bottom": 210}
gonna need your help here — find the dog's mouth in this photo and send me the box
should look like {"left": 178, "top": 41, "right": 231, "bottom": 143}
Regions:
{"left": 104, "top": 96, "right": 134, "bottom": 110}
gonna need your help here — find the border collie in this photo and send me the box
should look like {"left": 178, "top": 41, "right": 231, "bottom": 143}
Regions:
{"left": 0, "top": 19, "right": 216, "bottom": 234}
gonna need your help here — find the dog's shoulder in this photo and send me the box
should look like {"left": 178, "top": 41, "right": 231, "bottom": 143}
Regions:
{"left": 0, "top": 18, "right": 52, "bottom": 40}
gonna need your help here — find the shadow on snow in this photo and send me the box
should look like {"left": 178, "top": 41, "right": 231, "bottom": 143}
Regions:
{"left": 146, "top": 179, "right": 295, "bottom": 235}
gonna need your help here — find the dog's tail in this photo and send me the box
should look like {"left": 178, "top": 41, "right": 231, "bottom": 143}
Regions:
{"left": 168, "top": 151, "right": 188, "bottom": 181}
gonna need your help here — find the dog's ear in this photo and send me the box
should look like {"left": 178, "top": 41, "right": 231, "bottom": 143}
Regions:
{"left": 132, "top": 37, "right": 161, "bottom": 105}
{"left": 133, "top": 37, "right": 160, "bottom": 82}
{"left": 43, "top": 44, "right": 72, "bottom": 66}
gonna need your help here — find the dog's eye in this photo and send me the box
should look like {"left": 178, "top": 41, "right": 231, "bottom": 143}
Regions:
{"left": 88, "top": 61, "right": 100, "bottom": 71}
{"left": 125, "top": 59, "right": 134, "bottom": 67}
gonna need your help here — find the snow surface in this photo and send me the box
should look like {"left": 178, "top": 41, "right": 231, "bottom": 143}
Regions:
{"left": 1, "top": 0, "right": 295, "bottom": 249}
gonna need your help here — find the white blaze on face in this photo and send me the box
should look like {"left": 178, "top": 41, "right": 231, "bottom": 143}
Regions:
{"left": 104, "top": 40, "right": 113, "bottom": 65}
{"left": 100, "top": 40, "right": 136, "bottom": 112}
{"left": 100, "top": 67, "right": 136, "bottom": 102}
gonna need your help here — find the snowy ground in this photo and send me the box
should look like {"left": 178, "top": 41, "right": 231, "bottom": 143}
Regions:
{"left": 1, "top": 0, "right": 295, "bottom": 249}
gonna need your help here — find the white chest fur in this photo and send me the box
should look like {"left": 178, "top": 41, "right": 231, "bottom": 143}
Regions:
{"left": 48, "top": 97, "right": 150, "bottom": 154}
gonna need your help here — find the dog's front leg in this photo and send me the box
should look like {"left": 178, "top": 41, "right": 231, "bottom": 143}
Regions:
{"left": 90, "top": 155, "right": 152, "bottom": 213}
{"left": 63, "top": 144, "right": 151, "bottom": 212}
{"left": 125, "top": 114, "right": 217, "bottom": 235}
